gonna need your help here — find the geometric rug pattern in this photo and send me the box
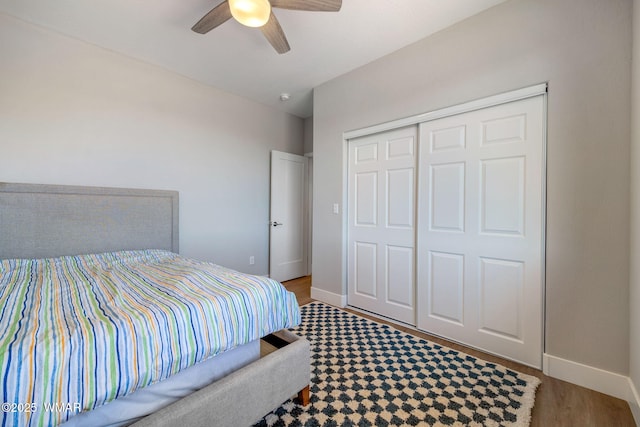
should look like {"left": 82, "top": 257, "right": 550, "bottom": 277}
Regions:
{"left": 254, "top": 302, "right": 540, "bottom": 427}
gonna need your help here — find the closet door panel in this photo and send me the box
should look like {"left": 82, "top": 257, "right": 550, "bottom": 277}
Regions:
{"left": 428, "top": 251, "right": 465, "bottom": 325}
{"left": 348, "top": 126, "right": 417, "bottom": 325}
{"left": 417, "top": 95, "right": 544, "bottom": 368}
{"left": 430, "top": 162, "right": 465, "bottom": 232}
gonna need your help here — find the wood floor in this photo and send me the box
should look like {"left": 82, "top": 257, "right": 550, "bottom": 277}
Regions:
{"left": 283, "top": 276, "right": 636, "bottom": 427}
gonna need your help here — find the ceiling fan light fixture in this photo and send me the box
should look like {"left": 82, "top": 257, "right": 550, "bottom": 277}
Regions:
{"left": 228, "top": 0, "right": 271, "bottom": 28}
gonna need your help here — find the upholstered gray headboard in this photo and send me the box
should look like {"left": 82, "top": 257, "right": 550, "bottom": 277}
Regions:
{"left": 0, "top": 182, "right": 179, "bottom": 259}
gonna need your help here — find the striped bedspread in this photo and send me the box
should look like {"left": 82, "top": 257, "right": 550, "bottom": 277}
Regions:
{"left": 0, "top": 250, "right": 300, "bottom": 427}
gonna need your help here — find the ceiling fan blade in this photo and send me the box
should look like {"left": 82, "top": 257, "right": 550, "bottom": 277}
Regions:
{"left": 260, "top": 12, "right": 290, "bottom": 54}
{"left": 192, "top": 1, "right": 232, "bottom": 34}
{"left": 270, "top": 0, "right": 341, "bottom": 11}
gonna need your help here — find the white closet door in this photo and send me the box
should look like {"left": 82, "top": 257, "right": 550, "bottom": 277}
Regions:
{"left": 417, "top": 95, "right": 545, "bottom": 368}
{"left": 348, "top": 126, "right": 417, "bottom": 324}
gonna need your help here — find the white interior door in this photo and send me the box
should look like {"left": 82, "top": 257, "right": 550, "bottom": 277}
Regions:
{"left": 270, "top": 151, "right": 308, "bottom": 282}
{"left": 417, "top": 95, "right": 545, "bottom": 368}
{"left": 347, "top": 126, "right": 417, "bottom": 324}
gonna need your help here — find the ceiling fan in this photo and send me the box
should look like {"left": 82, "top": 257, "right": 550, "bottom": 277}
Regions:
{"left": 191, "top": 0, "right": 342, "bottom": 54}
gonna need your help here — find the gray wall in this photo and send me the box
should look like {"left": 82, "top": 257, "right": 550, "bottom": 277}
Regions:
{"left": 631, "top": 0, "right": 640, "bottom": 415}
{"left": 303, "top": 117, "right": 314, "bottom": 154}
{"left": 0, "top": 14, "right": 304, "bottom": 275}
{"left": 313, "top": 0, "right": 631, "bottom": 374}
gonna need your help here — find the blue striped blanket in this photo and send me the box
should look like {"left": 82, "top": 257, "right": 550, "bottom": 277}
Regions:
{"left": 0, "top": 250, "right": 300, "bottom": 426}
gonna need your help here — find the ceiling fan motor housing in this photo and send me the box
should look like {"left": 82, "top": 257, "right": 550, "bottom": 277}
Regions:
{"left": 192, "top": 0, "right": 342, "bottom": 54}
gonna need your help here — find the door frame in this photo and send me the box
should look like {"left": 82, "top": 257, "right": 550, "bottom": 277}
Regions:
{"left": 342, "top": 83, "right": 548, "bottom": 364}
{"left": 305, "top": 153, "right": 313, "bottom": 275}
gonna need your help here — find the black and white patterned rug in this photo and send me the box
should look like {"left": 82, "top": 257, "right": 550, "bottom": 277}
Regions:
{"left": 255, "top": 302, "right": 540, "bottom": 427}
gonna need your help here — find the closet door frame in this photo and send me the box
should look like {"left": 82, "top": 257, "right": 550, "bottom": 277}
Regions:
{"left": 342, "top": 83, "right": 547, "bottom": 365}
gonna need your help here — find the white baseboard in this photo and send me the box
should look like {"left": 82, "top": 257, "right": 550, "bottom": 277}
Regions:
{"left": 310, "top": 287, "right": 347, "bottom": 308}
{"left": 629, "top": 378, "right": 640, "bottom": 426}
{"left": 543, "top": 353, "right": 631, "bottom": 401}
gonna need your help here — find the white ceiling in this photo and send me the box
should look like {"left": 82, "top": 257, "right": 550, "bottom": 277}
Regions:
{"left": 1, "top": 0, "right": 507, "bottom": 118}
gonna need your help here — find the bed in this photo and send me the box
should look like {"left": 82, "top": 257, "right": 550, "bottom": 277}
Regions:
{"left": 0, "top": 182, "right": 311, "bottom": 427}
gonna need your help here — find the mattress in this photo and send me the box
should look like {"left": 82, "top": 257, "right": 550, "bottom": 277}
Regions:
{"left": 0, "top": 250, "right": 300, "bottom": 427}
{"left": 60, "top": 339, "right": 260, "bottom": 427}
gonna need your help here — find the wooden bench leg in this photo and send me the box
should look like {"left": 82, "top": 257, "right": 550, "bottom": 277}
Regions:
{"left": 296, "top": 385, "right": 310, "bottom": 406}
